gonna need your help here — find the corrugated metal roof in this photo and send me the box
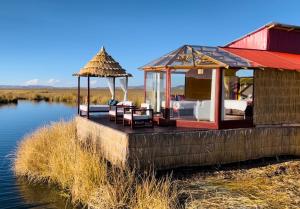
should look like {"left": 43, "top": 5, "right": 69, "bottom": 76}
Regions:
{"left": 222, "top": 47, "right": 300, "bottom": 71}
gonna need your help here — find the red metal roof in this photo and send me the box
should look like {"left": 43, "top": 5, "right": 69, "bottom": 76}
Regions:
{"left": 221, "top": 47, "right": 300, "bottom": 71}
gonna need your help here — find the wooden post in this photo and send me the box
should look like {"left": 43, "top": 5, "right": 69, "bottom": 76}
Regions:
{"left": 113, "top": 77, "right": 116, "bottom": 100}
{"left": 144, "top": 71, "right": 147, "bottom": 103}
{"left": 77, "top": 76, "right": 80, "bottom": 115}
{"left": 165, "top": 68, "right": 171, "bottom": 119}
{"left": 87, "top": 76, "right": 90, "bottom": 119}
{"left": 214, "top": 68, "right": 222, "bottom": 128}
{"left": 125, "top": 76, "right": 128, "bottom": 101}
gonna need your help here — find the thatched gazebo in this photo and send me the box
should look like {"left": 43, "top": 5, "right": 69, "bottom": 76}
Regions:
{"left": 73, "top": 46, "right": 132, "bottom": 118}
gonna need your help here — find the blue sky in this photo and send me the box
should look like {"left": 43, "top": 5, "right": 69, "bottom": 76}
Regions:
{"left": 1, "top": 0, "right": 300, "bottom": 87}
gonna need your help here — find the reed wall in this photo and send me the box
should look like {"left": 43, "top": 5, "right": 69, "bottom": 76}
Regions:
{"left": 76, "top": 117, "right": 300, "bottom": 170}
{"left": 254, "top": 69, "right": 300, "bottom": 125}
{"left": 128, "top": 126, "right": 300, "bottom": 169}
{"left": 76, "top": 117, "right": 129, "bottom": 167}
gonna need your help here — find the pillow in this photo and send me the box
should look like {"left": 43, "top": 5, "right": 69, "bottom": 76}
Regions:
{"left": 111, "top": 100, "right": 118, "bottom": 106}
{"left": 177, "top": 95, "right": 185, "bottom": 101}
{"left": 123, "top": 101, "right": 133, "bottom": 106}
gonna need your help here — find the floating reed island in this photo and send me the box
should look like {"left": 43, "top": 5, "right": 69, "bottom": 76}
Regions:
{"left": 14, "top": 120, "right": 180, "bottom": 209}
{"left": 74, "top": 23, "right": 300, "bottom": 170}
{"left": 13, "top": 120, "right": 300, "bottom": 208}
{"left": 14, "top": 22, "right": 300, "bottom": 208}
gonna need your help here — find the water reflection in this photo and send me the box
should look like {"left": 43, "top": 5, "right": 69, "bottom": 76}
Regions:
{"left": 0, "top": 101, "right": 76, "bottom": 209}
{"left": 16, "top": 178, "right": 74, "bottom": 209}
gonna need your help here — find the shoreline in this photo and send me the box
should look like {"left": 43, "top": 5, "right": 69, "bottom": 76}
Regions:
{"left": 13, "top": 119, "right": 300, "bottom": 209}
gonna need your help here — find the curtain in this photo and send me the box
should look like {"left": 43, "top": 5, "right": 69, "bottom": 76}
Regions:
{"left": 106, "top": 77, "right": 115, "bottom": 99}
{"left": 119, "top": 77, "right": 128, "bottom": 101}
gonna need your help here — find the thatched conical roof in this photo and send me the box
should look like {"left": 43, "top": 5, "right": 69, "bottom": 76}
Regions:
{"left": 74, "top": 46, "right": 131, "bottom": 77}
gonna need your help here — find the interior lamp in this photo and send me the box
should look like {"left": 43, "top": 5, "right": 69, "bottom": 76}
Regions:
{"left": 197, "top": 69, "right": 204, "bottom": 74}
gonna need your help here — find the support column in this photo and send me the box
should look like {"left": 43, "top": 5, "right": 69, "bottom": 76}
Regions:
{"left": 112, "top": 77, "right": 116, "bottom": 100}
{"left": 210, "top": 69, "right": 216, "bottom": 122}
{"left": 87, "top": 76, "right": 90, "bottom": 119}
{"left": 125, "top": 76, "right": 128, "bottom": 101}
{"left": 221, "top": 70, "right": 225, "bottom": 120}
{"left": 77, "top": 76, "right": 81, "bottom": 115}
{"left": 144, "top": 71, "right": 147, "bottom": 103}
{"left": 156, "top": 72, "right": 161, "bottom": 113}
{"left": 165, "top": 68, "right": 171, "bottom": 119}
{"left": 214, "top": 68, "right": 222, "bottom": 128}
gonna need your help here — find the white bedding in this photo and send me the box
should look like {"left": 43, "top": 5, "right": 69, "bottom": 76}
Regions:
{"left": 224, "top": 100, "right": 248, "bottom": 111}
{"left": 172, "top": 100, "right": 197, "bottom": 110}
{"left": 162, "top": 100, "right": 197, "bottom": 109}
{"left": 161, "top": 99, "right": 249, "bottom": 112}
{"left": 80, "top": 104, "right": 109, "bottom": 112}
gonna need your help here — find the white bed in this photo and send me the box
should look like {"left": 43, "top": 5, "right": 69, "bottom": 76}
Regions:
{"left": 80, "top": 104, "right": 110, "bottom": 112}
{"left": 162, "top": 100, "right": 197, "bottom": 109}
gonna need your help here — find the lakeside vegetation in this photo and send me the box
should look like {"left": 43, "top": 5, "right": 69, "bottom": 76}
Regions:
{"left": 14, "top": 120, "right": 300, "bottom": 208}
{"left": 14, "top": 121, "right": 179, "bottom": 209}
{"left": 0, "top": 88, "right": 144, "bottom": 106}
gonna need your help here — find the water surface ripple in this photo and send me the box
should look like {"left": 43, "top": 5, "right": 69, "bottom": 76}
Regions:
{"left": 0, "top": 101, "right": 76, "bottom": 209}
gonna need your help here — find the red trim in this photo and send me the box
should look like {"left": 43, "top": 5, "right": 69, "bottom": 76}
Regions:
{"left": 154, "top": 117, "right": 176, "bottom": 126}
{"left": 215, "top": 68, "right": 222, "bottom": 129}
{"left": 165, "top": 68, "right": 171, "bottom": 119}
{"left": 144, "top": 71, "right": 147, "bottom": 103}
{"left": 176, "top": 120, "right": 218, "bottom": 129}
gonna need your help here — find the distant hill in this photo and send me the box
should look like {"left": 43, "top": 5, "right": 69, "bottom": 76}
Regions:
{"left": 0, "top": 85, "right": 54, "bottom": 89}
{"left": 0, "top": 85, "right": 145, "bottom": 89}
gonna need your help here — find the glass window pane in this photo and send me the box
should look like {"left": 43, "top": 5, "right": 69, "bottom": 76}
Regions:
{"left": 223, "top": 69, "right": 254, "bottom": 121}
{"left": 169, "top": 69, "right": 215, "bottom": 122}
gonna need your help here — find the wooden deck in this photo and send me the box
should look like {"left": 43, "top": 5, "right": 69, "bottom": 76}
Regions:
{"left": 89, "top": 114, "right": 206, "bottom": 134}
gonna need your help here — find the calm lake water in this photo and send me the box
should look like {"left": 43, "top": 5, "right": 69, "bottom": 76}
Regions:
{"left": 0, "top": 101, "right": 76, "bottom": 209}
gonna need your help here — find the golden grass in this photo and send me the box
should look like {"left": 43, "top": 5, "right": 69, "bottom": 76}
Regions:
{"left": 181, "top": 161, "right": 300, "bottom": 208}
{"left": 14, "top": 120, "right": 179, "bottom": 209}
{"left": 0, "top": 88, "right": 144, "bottom": 106}
{"left": 14, "top": 119, "right": 300, "bottom": 208}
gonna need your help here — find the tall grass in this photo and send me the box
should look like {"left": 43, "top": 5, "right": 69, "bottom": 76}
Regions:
{"left": 0, "top": 88, "right": 144, "bottom": 106}
{"left": 14, "top": 120, "right": 179, "bottom": 209}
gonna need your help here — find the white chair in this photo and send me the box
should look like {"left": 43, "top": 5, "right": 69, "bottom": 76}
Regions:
{"left": 123, "top": 103, "right": 154, "bottom": 128}
{"left": 109, "top": 101, "right": 134, "bottom": 123}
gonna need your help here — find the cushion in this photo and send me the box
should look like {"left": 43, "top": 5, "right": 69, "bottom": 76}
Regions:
{"left": 80, "top": 105, "right": 109, "bottom": 112}
{"left": 124, "top": 113, "right": 150, "bottom": 120}
{"left": 109, "top": 110, "right": 124, "bottom": 116}
{"left": 108, "top": 99, "right": 118, "bottom": 106}
{"left": 117, "top": 101, "right": 133, "bottom": 106}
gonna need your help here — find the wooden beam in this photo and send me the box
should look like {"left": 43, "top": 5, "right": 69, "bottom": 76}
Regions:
{"left": 142, "top": 64, "right": 224, "bottom": 71}
{"left": 77, "top": 76, "right": 80, "bottom": 115}
{"left": 188, "top": 46, "right": 229, "bottom": 68}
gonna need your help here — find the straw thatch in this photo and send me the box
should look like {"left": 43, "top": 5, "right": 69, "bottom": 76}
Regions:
{"left": 254, "top": 69, "right": 300, "bottom": 125}
{"left": 74, "top": 47, "right": 131, "bottom": 77}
